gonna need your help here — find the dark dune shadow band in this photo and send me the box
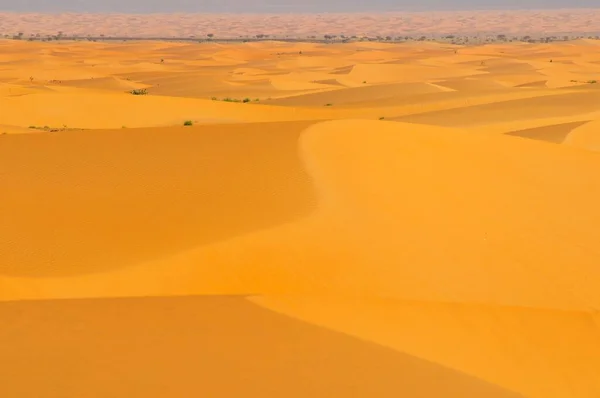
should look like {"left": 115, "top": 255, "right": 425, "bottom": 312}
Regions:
{"left": 0, "top": 120, "right": 319, "bottom": 277}
{"left": 505, "top": 120, "right": 590, "bottom": 144}
{"left": 0, "top": 294, "right": 524, "bottom": 398}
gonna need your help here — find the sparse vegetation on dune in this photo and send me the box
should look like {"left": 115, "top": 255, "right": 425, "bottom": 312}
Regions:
{"left": 570, "top": 79, "right": 598, "bottom": 84}
{"left": 27, "top": 125, "right": 84, "bottom": 132}
{"left": 129, "top": 88, "right": 148, "bottom": 95}
{"left": 211, "top": 97, "right": 259, "bottom": 103}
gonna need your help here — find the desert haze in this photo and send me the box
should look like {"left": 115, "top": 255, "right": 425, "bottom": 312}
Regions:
{"left": 1, "top": 0, "right": 599, "bottom": 12}
{"left": 1, "top": 13, "right": 600, "bottom": 398}
{"left": 1, "top": 9, "right": 600, "bottom": 38}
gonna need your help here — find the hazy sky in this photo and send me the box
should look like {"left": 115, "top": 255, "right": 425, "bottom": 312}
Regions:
{"left": 1, "top": 0, "right": 598, "bottom": 13}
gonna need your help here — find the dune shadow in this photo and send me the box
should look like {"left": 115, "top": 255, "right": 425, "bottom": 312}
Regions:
{"left": 505, "top": 120, "right": 590, "bottom": 144}
{"left": 392, "top": 91, "right": 600, "bottom": 127}
{"left": 0, "top": 294, "right": 524, "bottom": 398}
{"left": 0, "top": 121, "right": 318, "bottom": 277}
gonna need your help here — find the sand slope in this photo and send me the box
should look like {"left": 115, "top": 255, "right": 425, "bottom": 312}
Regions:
{"left": 2, "top": 39, "right": 600, "bottom": 398}
{"left": 0, "top": 295, "right": 527, "bottom": 398}
{"left": 0, "top": 121, "right": 317, "bottom": 277}
{"left": 563, "top": 120, "right": 600, "bottom": 152}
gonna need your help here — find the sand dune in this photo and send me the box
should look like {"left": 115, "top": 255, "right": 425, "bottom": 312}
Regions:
{"left": 0, "top": 295, "right": 524, "bottom": 398}
{"left": 0, "top": 121, "right": 318, "bottom": 277}
{"left": 505, "top": 120, "right": 590, "bottom": 143}
{"left": 252, "top": 295, "right": 600, "bottom": 398}
{"left": 1, "top": 38, "right": 600, "bottom": 398}
{"left": 563, "top": 120, "right": 600, "bottom": 151}
{"left": 393, "top": 90, "right": 600, "bottom": 127}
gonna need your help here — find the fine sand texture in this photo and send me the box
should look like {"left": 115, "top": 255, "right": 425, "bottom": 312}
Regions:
{"left": 1, "top": 38, "right": 600, "bottom": 398}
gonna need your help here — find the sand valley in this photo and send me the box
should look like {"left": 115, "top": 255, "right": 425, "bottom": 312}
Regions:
{"left": 1, "top": 35, "right": 600, "bottom": 397}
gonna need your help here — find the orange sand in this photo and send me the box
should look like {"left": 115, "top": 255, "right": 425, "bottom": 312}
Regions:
{"left": 1, "top": 38, "right": 600, "bottom": 398}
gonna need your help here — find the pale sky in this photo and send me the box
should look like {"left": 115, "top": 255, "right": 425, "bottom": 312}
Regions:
{"left": 0, "top": 0, "right": 598, "bottom": 13}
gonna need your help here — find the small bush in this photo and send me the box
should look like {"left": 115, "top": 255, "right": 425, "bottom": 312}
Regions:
{"left": 130, "top": 88, "right": 148, "bottom": 95}
{"left": 588, "top": 80, "right": 598, "bottom": 84}
{"left": 325, "top": 103, "right": 333, "bottom": 106}
{"left": 183, "top": 120, "right": 193, "bottom": 126}
{"left": 379, "top": 117, "right": 385, "bottom": 120}
{"left": 211, "top": 96, "right": 217, "bottom": 100}
{"left": 242, "top": 98, "right": 251, "bottom": 103}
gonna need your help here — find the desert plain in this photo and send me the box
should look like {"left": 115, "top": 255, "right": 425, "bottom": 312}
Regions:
{"left": 1, "top": 27, "right": 600, "bottom": 398}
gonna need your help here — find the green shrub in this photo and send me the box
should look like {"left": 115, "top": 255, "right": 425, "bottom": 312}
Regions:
{"left": 130, "top": 88, "right": 148, "bottom": 95}
{"left": 183, "top": 120, "right": 193, "bottom": 126}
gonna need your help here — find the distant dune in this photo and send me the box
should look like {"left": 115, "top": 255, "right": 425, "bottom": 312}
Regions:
{"left": 1, "top": 9, "right": 600, "bottom": 38}
{"left": 1, "top": 37, "right": 600, "bottom": 398}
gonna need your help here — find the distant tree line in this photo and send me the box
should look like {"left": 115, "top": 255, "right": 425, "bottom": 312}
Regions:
{"left": 4, "top": 31, "right": 600, "bottom": 43}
